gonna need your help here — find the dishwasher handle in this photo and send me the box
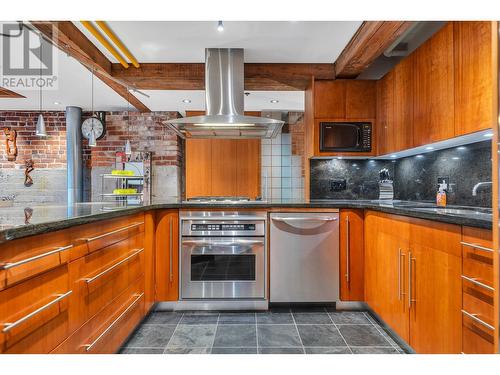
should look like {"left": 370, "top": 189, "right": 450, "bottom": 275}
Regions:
{"left": 272, "top": 216, "right": 338, "bottom": 222}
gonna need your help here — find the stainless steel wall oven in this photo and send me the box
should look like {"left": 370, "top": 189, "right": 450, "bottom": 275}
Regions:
{"left": 180, "top": 211, "right": 267, "bottom": 300}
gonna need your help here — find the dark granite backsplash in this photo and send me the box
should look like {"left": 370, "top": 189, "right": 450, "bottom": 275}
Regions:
{"left": 310, "top": 141, "right": 492, "bottom": 207}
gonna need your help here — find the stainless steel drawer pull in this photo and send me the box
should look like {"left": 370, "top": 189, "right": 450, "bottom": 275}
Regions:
{"left": 2, "top": 290, "right": 72, "bottom": 333}
{"left": 0, "top": 245, "right": 73, "bottom": 270}
{"left": 84, "top": 292, "right": 144, "bottom": 352}
{"left": 183, "top": 239, "right": 264, "bottom": 246}
{"left": 85, "top": 222, "right": 143, "bottom": 242}
{"left": 83, "top": 248, "right": 144, "bottom": 284}
{"left": 272, "top": 217, "right": 338, "bottom": 222}
{"left": 461, "top": 275, "right": 495, "bottom": 291}
{"left": 460, "top": 241, "right": 493, "bottom": 253}
{"left": 461, "top": 309, "right": 495, "bottom": 331}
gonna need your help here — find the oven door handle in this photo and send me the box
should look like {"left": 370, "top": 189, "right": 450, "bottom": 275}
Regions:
{"left": 182, "top": 239, "right": 264, "bottom": 246}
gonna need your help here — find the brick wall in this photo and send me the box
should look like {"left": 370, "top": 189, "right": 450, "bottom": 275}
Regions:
{"left": 89, "top": 111, "right": 182, "bottom": 168}
{"left": 0, "top": 111, "right": 68, "bottom": 169}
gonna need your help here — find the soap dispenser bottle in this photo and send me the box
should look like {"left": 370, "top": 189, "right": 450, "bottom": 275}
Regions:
{"left": 436, "top": 181, "right": 448, "bottom": 207}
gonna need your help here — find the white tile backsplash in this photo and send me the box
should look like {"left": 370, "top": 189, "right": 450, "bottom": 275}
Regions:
{"left": 281, "top": 144, "right": 291, "bottom": 156}
{"left": 261, "top": 156, "right": 271, "bottom": 167}
{"left": 281, "top": 156, "right": 291, "bottom": 167}
{"left": 271, "top": 135, "right": 281, "bottom": 145}
{"left": 281, "top": 133, "right": 291, "bottom": 145}
{"left": 282, "top": 189, "right": 292, "bottom": 199}
{"left": 282, "top": 178, "right": 292, "bottom": 188}
{"left": 271, "top": 155, "right": 281, "bottom": 166}
{"left": 271, "top": 145, "right": 282, "bottom": 156}
{"left": 262, "top": 144, "right": 271, "bottom": 156}
{"left": 271, "top": 166, "right": 282, "bottom": 177}
{"left": 292, "top": 155, "right": 302, "bottom": 166}
{"left": 281, "top": 167, "right": 291, "bottom": 178}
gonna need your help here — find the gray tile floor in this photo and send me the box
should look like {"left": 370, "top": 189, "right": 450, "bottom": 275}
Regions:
{"left": 120, "top": 308, "right": 404, "bottom": 354}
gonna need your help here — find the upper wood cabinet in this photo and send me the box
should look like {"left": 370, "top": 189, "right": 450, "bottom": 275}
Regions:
{"left": 313, "top": 80, "right": 376, "bottom": 119}
{"left": 376, "top": 70, "right": 394, "bottom": 156}
{"left": 413, "top": 22, "right": 455, "bottom": 145}
{"left": 454, "top": 21, "right": 495, "bottom": 135}
{"left": 185, "top": 111, "right": 261, "bottom": 199}
{"left": 392, "top": 54, "right": 414, "bottom": 151}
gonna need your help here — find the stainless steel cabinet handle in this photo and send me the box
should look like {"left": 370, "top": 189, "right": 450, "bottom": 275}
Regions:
{"left": 0, "top": 244, "right": 73, "bottom": 270}
{"left": 345, "top": 216, "right": 350, "bottom": 285}
{"left": 84, "top": 292, "right": 144, "bottom": 352}
{"left": 2, "top": 290, "right": 72, "bottom": 333}
{"left": 169, "top": 216, "right": 173, "bottom": 283}
{"left": 398, "top": 248, "right": 402, "bottom": 300}
{"left": 272, "top": 217, "right": 338, "bottom": 222}
{"left": 408, "top": 251, "right": 413, "bottom": 308}
{"left": 83, "top": 248, "right": 144, "bottom": 284}
{"left": 461, "top": 309, "right": 495, "bottom": 331}
{"left": 460, "top": 241, "right": 493, "bottom": 253}
{"left": 84, "top": 222, "right": 143, "bottom": 242}
{"left": 461, "top": 275, "right": 495, "bottom": 291}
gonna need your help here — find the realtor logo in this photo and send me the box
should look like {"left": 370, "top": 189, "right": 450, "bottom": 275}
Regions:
{"left": 1, "top": 22, "right": 58, "bottom": 90}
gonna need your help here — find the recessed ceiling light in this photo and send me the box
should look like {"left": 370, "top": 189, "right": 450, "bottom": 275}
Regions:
{"left": 182, "top": 99, "right": 191, "bottom": 104}
{"left": 270, "top": 99, "right": 279, "bottom": 104}
{"left": 425, "top": 146, "right": 434, "bottom": 150}
{"left": 54, "top": 101, "right": 61, "bottom": 105}
{"left": 217, "top": 21, "right": 224, "bottom": 32}
{"left": 483, "top": 132, "right": 494, "bottom": 137}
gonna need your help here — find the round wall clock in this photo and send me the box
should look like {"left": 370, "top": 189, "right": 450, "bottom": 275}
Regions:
{"left": 81, "top": 116, "right": 106, "bottom": 140}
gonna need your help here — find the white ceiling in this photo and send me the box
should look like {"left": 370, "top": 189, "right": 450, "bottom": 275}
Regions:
{"left": 134, "top": 90, "right": 304, "bottom": 115}
{"left": 1, "top": 21, "right": 361, "bottom": 112}
{"left": 74, "top": 21, "right": 362, "bottom": 63}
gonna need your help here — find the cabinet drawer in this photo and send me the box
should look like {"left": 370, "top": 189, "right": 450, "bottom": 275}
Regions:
{"left": 69, "top": 233, "right": 144, "bottom": 332}
{"left": 0, "top": 265, "right": 71, "bottom": 353}
{"left": 462, "top": 243, "right": 493, "bottom": 286}
{"left": 52, "top": 277, "right": 145, "bottom": 354}
{"left": 462, "top": 313, "right": 495, "bottom": 354}
{"left": 0, "top": 232, "right": 73, "bottom": 291}
{"left": 462, "top": 277, "right": 494, "bottom": 325}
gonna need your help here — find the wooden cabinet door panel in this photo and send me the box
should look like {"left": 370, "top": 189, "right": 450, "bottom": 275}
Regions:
{"left": 454, "top": 21, "right": 495, "bottom": 135}
{"left": 409, "top": 219, "right": 462, "bottom": 354}
{"left": 413, "top": 22, "right": 455, "bottom": 145}
{"left": 314, "top": 80, "right": 346, "bottom": 118}
{"left": 376, "top": 71, "right": 394, "bottom": 155}
{"left": 155, "top": 210, "right": 179, "bottom": 301}
{"left": 393, "top": 55, "right": 414, "bottom": 151}
{"left": 211, "top": 139, "right": 238, "bottom": 196}
{"left": 186, "top": 139, "right": 212, "bottom": 197}
{"left": 236, "top": 139, "right": 261, "bottom": 199}
{"left": 345, "top": 81, "right": 376, "bottom": 119}
{"left": 340, "top": 209, "right": 364, "bottom": 301}
{"left": 364, "top": 212, "right": 410, "bottom": 341}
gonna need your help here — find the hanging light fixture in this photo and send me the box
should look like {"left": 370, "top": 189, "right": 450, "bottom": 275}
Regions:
{"left": 124, "top": 90, "right": 132, "bottom": 156}
{"left": 217, "top": 21, "right": 224, "bottom": 32}
{"left": 36, "top": 34, "right": 47, "bottom": 137}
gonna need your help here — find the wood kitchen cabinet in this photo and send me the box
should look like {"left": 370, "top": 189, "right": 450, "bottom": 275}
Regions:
{"left": 365, "top": 211, "right": 410, "bottom": 342}
{"left": 155, "top": 210, "right": 179, "bottom": 301}
{"left": 392, "top": 54, "right": 414, "bottom": 152}
{"left": 413, "top": 22, "right": 455, "bottom": 145}
{"left": 408, "top": 218, "right": 462, "bottom": 354}
{"left": 454, "top": 21, "right": 496, "bottom": 136}
{"left": 339, "top": 209, "right": 365, "bottom": 301}
{"left": 364, "top": 211, "right": 462, "bottom": 353}
{"left": 376, "top": 70, "right": 394, "bottom": 156}
{"left": 185, "top": 111, "right": 261, "bottom": 199}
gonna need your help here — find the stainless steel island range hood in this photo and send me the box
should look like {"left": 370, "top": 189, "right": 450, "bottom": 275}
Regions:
{"left": 165, "top": 48, "right": 284, "bottom": 139}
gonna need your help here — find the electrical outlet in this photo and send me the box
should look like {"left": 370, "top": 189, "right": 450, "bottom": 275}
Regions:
{"left": 330, "top": 179, "right": 347, "bottom": 192}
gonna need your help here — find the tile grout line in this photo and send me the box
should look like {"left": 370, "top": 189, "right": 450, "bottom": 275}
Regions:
{"left": 163, "top": 312, "right": 184, "bottom": 353}
{"left": 362, "top": 311, "right": 400, "bottom": 351}
{"left": 255, "top": 312, "right": 259, "bottom": 354}
{"left": 209, "top": 313, "right": 220, "bottom": 353}
{"left": 290, "top": 309, "right": 306, "bottom": 354}
{"left": 327, "top": 309, "right": 353, "bottom": 354}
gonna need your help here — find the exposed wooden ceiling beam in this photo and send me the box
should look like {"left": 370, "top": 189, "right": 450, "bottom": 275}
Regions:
{"left": 0, "top": 87, "right": 25, "bottom": 98}
{"left": 111, "top": 63, "right": 335, "bottom": 91}
{"left": 334, "top": 21, "right": 415, "bottom": 78}
{"left": 30, "top": 21, "right": 150, "bottom": 112}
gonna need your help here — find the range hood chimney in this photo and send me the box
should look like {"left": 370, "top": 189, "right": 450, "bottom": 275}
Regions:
{"left": 165, "top": 48, "right": 284, "bottom": 139}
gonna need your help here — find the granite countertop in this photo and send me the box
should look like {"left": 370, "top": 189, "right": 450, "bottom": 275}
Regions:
{"left": 0, "top": 199, "right": 492, "bottom": 243}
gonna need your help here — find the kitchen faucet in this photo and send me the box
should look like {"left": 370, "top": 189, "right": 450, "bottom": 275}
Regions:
{"left": 472, "top": 181, "right": 492, "bottom": 196}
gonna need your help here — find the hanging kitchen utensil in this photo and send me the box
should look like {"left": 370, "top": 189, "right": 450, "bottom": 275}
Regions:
{"left": 3, "top": 128, "right": 18, "bottom": 161}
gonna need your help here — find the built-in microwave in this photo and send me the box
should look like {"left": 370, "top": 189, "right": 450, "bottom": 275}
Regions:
{"left": 319, "top": 122, "right": 372, "bottom": 152}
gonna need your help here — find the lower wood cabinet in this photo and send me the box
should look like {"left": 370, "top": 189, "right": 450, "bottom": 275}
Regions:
{"left": 155, "top": 210, "right": 179, "bottom": 301}
{"left": 339, "top": 209, "right": 365, "bottom": 301}
{"left": 365, "top": 211, "right": 462, "bottom": 354}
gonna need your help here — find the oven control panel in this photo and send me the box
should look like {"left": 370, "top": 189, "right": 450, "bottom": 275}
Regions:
{"left": 191, "top": 223, "right": 256, "bottom": 231}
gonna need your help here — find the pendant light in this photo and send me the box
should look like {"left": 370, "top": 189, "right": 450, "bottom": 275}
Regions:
{"left": 88, "top": 68, "right": 97, "bottom": 147}
{"left": 124, "top": 90, "right": 132, "bottom": 156}
{"left": 35, "top": 34, "right": 47, "bottom": 137}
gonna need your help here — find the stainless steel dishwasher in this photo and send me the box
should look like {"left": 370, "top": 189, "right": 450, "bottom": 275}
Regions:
{"left": 270, "top": 212, "right": 339, "bottom": 303}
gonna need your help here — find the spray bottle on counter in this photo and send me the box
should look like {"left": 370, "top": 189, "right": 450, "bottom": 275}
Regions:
{"left": 436, "top": 181, "right": 448, "bottom": 207}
